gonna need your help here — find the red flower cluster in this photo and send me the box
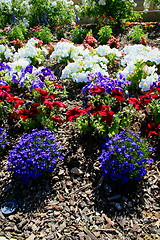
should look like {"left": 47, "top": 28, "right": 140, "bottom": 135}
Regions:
{"left": 146, "top": 122, "right": 160, "bottom": 137}
{"left": 82, "top": 34, "right": 98, "bottom": 49}
{"left": 107, "top": 36, "right": 120, "bottom": 48}
{"left": 89, "top": 104, "right": 114, "bottom": 125}
{"left": 0, "top": 85, "right": 24, "bottom": 108}
{"left": 46, "top": 42, "right": 54, "bottom": 55}
{"left": 89, "top": 86, "right": 105, "bottom": 95}
{"left": 11, "top": 39, "right": 24, "bottom": 50}
{"left": 66, "top": 104, "right": 114, "bottom": 126}
{"left": 128, "top": 84, "right": 160, "bottom": 110}
{"left": 11, "top": 103, "right": 40, "bottom": 121}
{"left": 66, "top": 106, "right": 86, "bottom": 121}
{"left": 0, "top": 81, "right": 67, "bottom": 125}
{"left": 111, "top": 88, "right": 125, "bottom": 102}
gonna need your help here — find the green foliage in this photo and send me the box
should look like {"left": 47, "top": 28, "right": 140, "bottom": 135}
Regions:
{"left": 78, "top": 0, "right": 140, "bottom": 23}
{"left": 146, "top": 0, "right": 160, "bottom": 8}
{"left": 0, "top": 0, "right": 29, "bottom": 28}
{"left": 97, "top": 25, "right": 112, "bottom": 44}
{"left": 108, "top": 105, "right": 134, "bottom": 135}
{"left": 29, "top": 0, "right": 76, "bottom": 27}
{"left": 70, "top": 26, "right": 89, "bottom": 44}
{"left": 31, "top": 27, "right": 53, "bottom": 44}
{"left": 8, "top": 22, "right": 28, "bottom": 41}
{"left": 128, "top": 25, "right": 147, "bottom": 42}
{"left": 149, "top": 99, "right": 160, "bottom": 124}
{"left": 127, "top": 60, "right": 148, "bottom": 94}
{"left": 0, "top": 38, "right": 8, "bottom": 45}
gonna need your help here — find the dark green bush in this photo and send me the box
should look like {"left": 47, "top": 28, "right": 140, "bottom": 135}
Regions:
{"left": 70, "top": 26, "right": 89, "bottom": 44}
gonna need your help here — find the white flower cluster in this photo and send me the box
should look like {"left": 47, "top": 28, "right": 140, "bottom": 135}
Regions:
{"left": 50, "top": 41, "right": 122, "bottom": 82}
{"left": 61, "top": 55, "right": 109, "bottom": 82}
{"left": 119, "top": 44, "right": 160, "bottom": 92}
{"left": 0, "top": 38, "right": 48, "bottom": 67}
{"left": 0, "top": 44, "right": 14, "bottom": 61}
{"left": 95, "top": 45, "right": 122, "bottom": 58}
{"left": 50, "top": 41, "right": 75, "bottom": 63}
{"left": 14, "top": 38, "right": 48, "bottom": 63}
{"left": 121, "top": 44, "right": 160, "bottom": 67}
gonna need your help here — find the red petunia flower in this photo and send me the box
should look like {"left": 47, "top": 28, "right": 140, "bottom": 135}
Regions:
{"left": 52, "top": 101, "right": 67, "bottom": 108}
{"left": 89, "top": 86, "right": 105, "bottom": 95}
{"left": 15, "top": 109, "right": 30, "bottom": 121}
{"left": 128, "top": 97, "right": 144, "bottom": 110}
{"left": 146, "top": 122, "right": 160, "bottom": 137}
{"left": 35, "top": 88, "right": 49, "bottom": 96}
{"left": 111, "top": 88, "right": 125, "bottom": 102}
{"left": 50, "top": 115, "right": 63, "bottom": 123}
{"left": 43, "top": 100, "right": 53, "bottom": 109}
{"left": 66, "top": 106, "right": 86, "bottom": 121}
{"left": 90, "top": 104, "right": 114, "bottom": 126}
{"left": 6, "top": 96, "right": 24, "bottom": 108}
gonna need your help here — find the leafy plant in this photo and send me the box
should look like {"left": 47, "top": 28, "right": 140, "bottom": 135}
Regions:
{"left": 128, "top": 25, "right": 147, "bottom": 42}
{"left": 99, "top": 131, "right": 155, "bottom": 183}
{"left": 98, "top": 25, "right": 112, "bottom": 44}
{"left": 7, "top": 128, "right": 64, "bottom": 183}
{"left": 8, "top": 22, "right": 28, "bottom": 41}
{"left": 66, "top": 72, "right": 133, "bottom": 135}
{"left": 70, "top": 26, "right": 88, "bottom": 44}
{"left": 31, "top": 26, "right": 53, "bottom": 44}
{"left": 126, "top": 60, "right": 148, "bottom": 94}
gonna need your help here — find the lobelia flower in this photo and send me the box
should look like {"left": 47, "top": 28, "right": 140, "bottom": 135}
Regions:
{"left": 99, "top": 131, "right": 155, "bottom": 183}
{"left": 7, "top": 128, "right": 64, "bottom": 183}
{"left": 0, "top": 128, "right": 9, "bottom": 154}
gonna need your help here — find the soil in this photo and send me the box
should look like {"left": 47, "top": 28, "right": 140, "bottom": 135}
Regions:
{"left": 0, "top": 23, "right": 160, "bottom": 240}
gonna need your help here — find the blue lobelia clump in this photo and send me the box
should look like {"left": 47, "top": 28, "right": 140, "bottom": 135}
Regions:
{"left": 7, "top": 128, "right": 64, "bottom": 183}
{"left": 0, "top": 128, "right": 9, "bottom": 154}
{"left": 99, "top": 131, "right": 155, "bottom": 183}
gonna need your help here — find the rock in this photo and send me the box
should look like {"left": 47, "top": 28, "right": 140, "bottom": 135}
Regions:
{"left": 70, "top": 167, "right": 83, "bottom": 175}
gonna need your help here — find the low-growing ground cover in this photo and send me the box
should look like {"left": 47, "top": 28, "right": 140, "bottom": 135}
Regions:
{"left": 0, "top": 15, "right": 160, "bottom": 240}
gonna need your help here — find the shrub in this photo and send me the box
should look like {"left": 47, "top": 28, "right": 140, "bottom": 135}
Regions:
{"left": 29, "top": 0, "right": 76, "bottom": 27}
{"left": 70, "top": 26, "right": 88, "bottom": 44}
{"left": 8, "top": 129, "right": 64, "bottom": 183}
{"left": 98, "top": 25, "right": 112, "bottom": 44}
{"left": 78, "top": 0, "right": 140, "bottom": 23}
{"left": 8, "top": 22, "right": 28, "bottom": 41}
{"left": 99, "top": 131, "right": 155, "bottom": 183}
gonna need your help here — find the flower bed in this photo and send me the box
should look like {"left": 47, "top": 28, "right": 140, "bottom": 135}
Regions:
{"left": 0, "top": 1, "right": 160, "bottom": 239}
